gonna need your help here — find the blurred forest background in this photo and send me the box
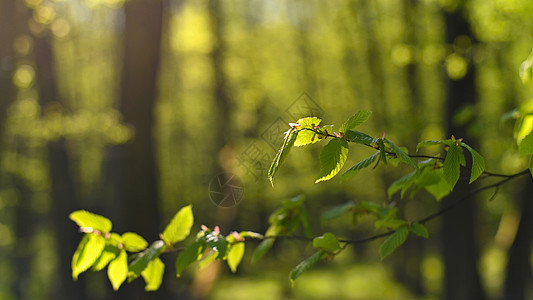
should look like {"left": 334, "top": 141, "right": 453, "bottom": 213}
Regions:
{"left": 1, "top": 0, "right": 533, "bottom": 299}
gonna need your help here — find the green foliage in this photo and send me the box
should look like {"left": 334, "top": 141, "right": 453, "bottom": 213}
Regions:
{"left": 108, "top": 249, "right": 128, "bottom": 290}
{"left": 341, "top": 152, "right": 380, "bottom": 182}
{"left": 443, "top": 142, "right": 465, "bottom": 190}
{"left": 141, "top": 258, "right": 165, "bottom": 291}
{"left": 122, "top": 232, "right": 148, "bottom": 252}
{"left": 161, "top": 205, "right": 194, "bottom": 245}
{"left": 69, "top": 210, "right": 112, "bottom": 233}
{"left": 176, "top": 237, "right": 206, "bottom": 277}
{"left": 410, "top": 223, "right": 429, "bottom": 239}
{"left": 294, "top": 117, "right": 324, "bottom": 147}
{"left": 312, "top": 233, "right": 341, "bottom": 253}
{"left": 460, "top": 141, "right": 486, "bottom": 183}
{"left": 519, "top": 48, "right": 533, "bottom": 84}
{"left": 72, "top": 233, "right": 105, "bottom": 280}
{"left": 339, "top": 110, "right": 372, "bottom": 133}
{"left": 268, "top": 130, "right": 298, "bottom": 185}
{"left": 227, "top": 242, "right": 245, "bottom": 273}
{"left": 519, "top": 131, "right": 533, "bottom": 155}
{"left": 385, "top": 139, "right": 417, "bottom": 169}
{"left": 379, "top": 226, "right": 409, "bottom": 260}
{"left": 128, "top": 240, "right": 165, "bottom": 280}
{"left": 289, "top": 251, "right": 327, "bottom": 286}
{"left": 315, "top": 138, "right": 349, "bottom": 183}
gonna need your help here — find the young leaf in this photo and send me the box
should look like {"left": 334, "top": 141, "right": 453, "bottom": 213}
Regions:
{"left": 128, "top": 240, "right": 165, "bottom": 279}
{"left": 410, "top": 223, "right": 429, "bottom": 239}
{"left": 320, "top": 202, "right": 356, "bottom": 225}
{"left": 176, "top": 238, "right": 206, "bottom": 277}
{"left": 92, "top": 245, "right": 119, "bottom": 271}
{"left": 294, "top": 117, "right": 323, "bottom": 147}
{"left": 378, "top": 139, "right": 387, "bottom": 165}
{"left": 161, "top": 205, "right": 194, "bottom": 245}
{"left": 141, "top": 257, "right": 165, "bottom": 291}
{"left": 424, "top": 173, "right": 451, "bottom": 201}
{"left": 387, "top": 170, "right": 417, "bottom": 199}
{"left": 268, "top": 130, "right": 298, "bottom": 185}
{"left": 379, "top": 226, "right": 409, "bottom": 260}
{"left": 344, "top": 130, "right": 374, "bottom": 145}
{"left": 416, "top": 140, "right": 444, "bottom": 152}
{"left": 460, "top": 142, "right": 485, "bottom": 183}
{"left": 341, "top": 152, "right": 380, "bottom": 182}
{"left": 227, "top": 243, "right": 245, "bottom": 273}
{"left": 122, "top": 232, "right": 148, "bottom": 252}
{"left": 443, "top": 143, "right": 464, "bottom": 190}
{"left": 108, "top": 249, "right": 128, "bottom": 291}
{"left": 72, "top": 234, "right": 106, "bottom": 280}
{"left": 70, "top": 210, "right": 112, "bottom": 233}
{"left": 251, "top": 238, "right": 275, "bottom": 263}
{"left": 519, "top": 131, "right": 533, "bottom": 155}
{"left": 519, "top": 49, "right": 533, "bottom": 84}
{"left": 385, "top": 139, "right": 417, "bottom": 169}
{"left": 315, "top": 138, "right": 349, "bottom": 183}
{"left": 312, "top": 233, "right": 341, "bottom": 252}
{"left": 205, "top": 232, "right": 229, "bottom": 259}
{"left": 289, "top": 250, "right": 327, "bottom": 286}
{"left": 339, "top": 110, "right": 372, "bottom": 133}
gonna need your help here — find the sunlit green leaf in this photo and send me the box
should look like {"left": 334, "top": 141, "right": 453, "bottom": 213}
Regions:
{"left": 339, "top": 110, "right": 372, "bottom": 133}
{"left": 341, "top": 152, "right": 380, "bottom": 182}
{"left": 69, "top": 210, "right": 112, "bottom": 233}
{"left": 72, "top": 234, "right": 106, "bottom": 280}
{"left": 227, "top": 242, "right": 245, "bottom": 273}
{"left": 108, "top": 249, "right": 128, "bottom": 291}
{"left": 141, "top": 257, "right": 165, "bottom": 291}
{"left": 268, "top": 130, "right": 298, "bottom": 185}
{"left": 410, "top": 223, "right": 429, "bottom": 239}
{"left": 315, "top": 138, "right": 349, "bottom": 183}
{"left": 416, "top": 140, "right": 444, "bottom": 152}
{"left": 294, "top": 117, "right": 323, "bottom": 147}
{"left": 128, "top": 240, "right": 165, "bottom": 279}
{"left": 161, "top": 205, "right": 194, "bottom": 245}
{"left": 297, "top": 117, "right": 322, "bottom": 128}
{"left": 122, "top": 232, "right": 148, "bottom": 252}
{"left": 312, "top": 233, "right": 341, "bottom": 252}
{"left": 289, "top": 250, "right": 327, "bottom": 286}
{"left": 379, "top": 226, "right": 409, "bottom": 260}
{"left": 205, "top": 232, "right": 228, "bottom": 259}
{"left": 92, "top": 244, "right": 119, "bottom": 271}
{"left": 519, "top": 131, "right": 533, "bottom": 155}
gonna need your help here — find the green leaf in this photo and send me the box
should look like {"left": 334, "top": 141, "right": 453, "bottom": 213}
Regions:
{"left": 289, "top": 250, "right": 327, "bottom": 286}
{"left": 320, "top": 202, "right": 355, "bottom": 225}
{"left": 339, "top": 110, "right": 372, "bottom": 133}
{"left": 252, "top": 238, "right": 275, "bottom": 263}
{"left": 92, "top": 245, "right": 119, "bottom": 271}
{"left": 176, "top": 238, "right": 206, "bottom": 277}
{"left": 198, "top": 249, "right": 218, "bottom": 269}
{"left": 72, "top": 234, "right": 106, "bottom": 280}
{"left": 69, "top": 210, "right": 112, "bottom": 233}
{"left": 378, "top": 139, "right": 387, "bottom": 165}
{"left": 341, "top": 152, "right": 380, "bottom": 182}
{"left": 443, "top": 143, "right": 464, "bottom": 190}
{"left": 460, "top": 142, "right": 485, "bottom": 183}
{"left": 416, "top": 140, "right": 444, "bottom": 152}
{"left": 315, "top": 138, "right": 349, "bottom": 183}
{"left": 387, "top": 170, "right": 417, "bottom": 199}
{"left": 128, "top": 240, "right": 165, "bottom": 279}
{"left": 424, "top": 171, "right": 451, "bottom": 201}
{"left": 312, "top": 233, "right": 341, "bottom": 252}
{"left": 379, "top": 226, "right": 409, "bottom": 260}
{"left": 161, "top": 205, "right": 194, "bottom": 245}
{"left": 520, "top": 49, "right": 533, "bottom": 84}
{"left": 298, "top": 206, "right": 313, "bottom": 238}
{"left": 238, "top": 231, "right": 264, "bottom": 239}
{"left": 519, "top": 131, "right": 533, "bottom": 155}
{"left": 122, "top": 232, "right": 148, "bottom": 252}
{"left": 344, "top": 130, "right": 374, "bottom": 145}
{"left": 375, "top": 219, "right": 408, "bottom": 230}
{"left": 268, "top": 130, "right": 298, "bottom": 185}
{"left": 108, "top": 249, "right": 128, "bottom": 291}
{"left": 227, "top": 243, "right": 245, "bottom": 273}
{"left": 141, "top": 257, "right": 165, "bottom": 291}
{"left": 205, "top": 232, "right": 229, "bottom": 259}
{"left": 385, "top": 139, "right": 417, "bottom": 169}
{"left": 294, "top": 117, "right": 323, "bottom": 147}
{"left": 410, "top": 223, "right": 429, "bottom": 239}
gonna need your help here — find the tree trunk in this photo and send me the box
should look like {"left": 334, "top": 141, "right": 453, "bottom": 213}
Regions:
{"left": 503, "top": 178, "right": 533, "bottom": 300}
{"left": 112, "top": 0, "right": 167, "bottom": 298}
{"left": 441, "top": 4, "right": 486, "bottom": 300}
{"left": 33, "top": 31, "right": 85, "bottom": 299}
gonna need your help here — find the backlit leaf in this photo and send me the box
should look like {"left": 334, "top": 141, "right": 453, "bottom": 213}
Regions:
{"left": 72, "top": 234, "right": 106, "bottom": 280}
{"left": 108, "top": 249, "right": 128, "bottom": 291}
{"left": 161, "top": 205, "right": 194, "bottom": 245}
{"left": 70, "top": 210, "right": 112, "bottom": 233}
{"left": 379, "top": 226, "right": 409, "bottom": 260}
{"left": 341, "top": 152, "right": 380, "bottom": 182}
{"left": 122, "top": 232, "right": 148, "bottom": 252}
{"left": 339, "top": 110, "right": 372, "bottom": 133}
{"left": 289, "top": 250, "right": 327, "bottom": 286}
{"left": 315, "top": 138, "right": 349, "bottom": 183}
{"left": 141, "top": 257, "right": 165, "bottom": 291}
{"left": 268, "top": 130, "right": 298, "bottom": 185}
{"left": 312, "top": 233, "right": 341, "bottom": 252}
{"left": 227, "top": 242, "right": 245, "bottom": 273}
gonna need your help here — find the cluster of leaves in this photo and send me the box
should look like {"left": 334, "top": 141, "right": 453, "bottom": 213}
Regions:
{"left": 70, "top": 205, "right": 257, "bottom": 291}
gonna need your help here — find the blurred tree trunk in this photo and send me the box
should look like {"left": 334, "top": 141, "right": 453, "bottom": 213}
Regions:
{"left": 441, "top": 3, "right": 486, "bottom": 300}
{"left": 112, "top": 0, "right": 168, "bottom": 298}
{"left": 504, "top": 178, "right": 533, "bottom": 300}
{"left": 33, "top": 29, "right": 85, "bottom": 299}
